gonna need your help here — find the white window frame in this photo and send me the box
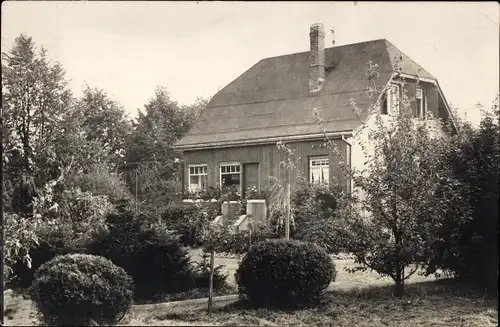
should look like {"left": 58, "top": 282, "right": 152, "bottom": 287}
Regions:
{"left": 385, "top": 83, "right": 401, "bottom": 116}
{"left": 416, "top": 86, "right": 427, "bottom": 119}
{"left": 309, "top": 156, "right": 329, "bottom": 185}
{"left": 188, "top": 164, "right": 208, "bottom": 193}
{"left": 219, "top": 162, "right": 241, "bottom": 193}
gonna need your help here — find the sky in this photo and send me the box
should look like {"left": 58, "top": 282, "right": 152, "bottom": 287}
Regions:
{"left": 2, "top": 1, "right": 499, "bottom": 125}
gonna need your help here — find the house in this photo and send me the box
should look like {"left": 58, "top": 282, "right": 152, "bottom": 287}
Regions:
{"left": 174, "top": 23, "right": 456, "bottom": 198}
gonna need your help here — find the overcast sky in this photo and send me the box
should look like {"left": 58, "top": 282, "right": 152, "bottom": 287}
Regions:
{"left": 2, "top": 1, "right": 499, "bottom": 125}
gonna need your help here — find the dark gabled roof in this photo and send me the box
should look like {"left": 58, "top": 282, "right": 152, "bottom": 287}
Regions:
{"left": 175, "top": 39, "right": 436, "bottom": 149}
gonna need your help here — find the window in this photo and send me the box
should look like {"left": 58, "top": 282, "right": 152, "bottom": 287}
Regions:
{"left": 382, "top": 83, "right": 401, "bottom": 115}
{"left": 309, "top": 157, "right": 329, "bottom": 185}
{"left": 188, "top": 164, "right": 207, "bottom": 192}
{"left": 220, "top": 162, "right": 241, "bottom": 193}
{"left": 416, "top": 86, "right": 426, "bottom": 118}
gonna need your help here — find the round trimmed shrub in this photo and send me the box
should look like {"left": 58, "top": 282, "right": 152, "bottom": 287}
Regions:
{"left": 235, "top": 239, "right": 336, "bottom": 308}
{"left": 30, "top": 253, "right": 133, "bottom": 326}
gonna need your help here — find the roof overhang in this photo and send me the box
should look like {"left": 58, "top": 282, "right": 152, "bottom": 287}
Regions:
{"left": 393, "top": 73, "right": 458, "bottom": 133}
{"left": 174, "top": 130, "right": 354, "bottom": 151}
{"left": 396, "top": 72, "right": 437, "bottom": 85}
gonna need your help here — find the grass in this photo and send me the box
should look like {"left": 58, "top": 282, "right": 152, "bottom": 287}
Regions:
{"left": 3, "top": 251, "right": 498, "bottom": 326}
{"left": 140, "top": 280, "right": 498, "bottom": 327}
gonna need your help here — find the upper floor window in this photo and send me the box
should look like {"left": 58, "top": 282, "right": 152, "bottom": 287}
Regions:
{"left": 416, "top": 86, "right": 427, "bottom": 118}
{"left": 381, "top": 83, "right": 401, "bottom": 115}
{"left": 309, "top": 156, "right": 329, "bottom": 185}
{"left": 189, "top": 164, "right": 208, "bottom": 192}
{"left": 220, "top": 162, "right": 241, "bottom": 193}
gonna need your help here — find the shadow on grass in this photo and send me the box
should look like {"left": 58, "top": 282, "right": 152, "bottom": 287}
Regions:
{"left": 152, "top": 278, "right": 498, "bottom": 327}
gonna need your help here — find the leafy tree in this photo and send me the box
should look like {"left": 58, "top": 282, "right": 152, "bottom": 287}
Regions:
{"left": 2, "top": 34, "right": 73, "bottom": 213}
{"left": 72, "top": 86, "right": 133, "bottom": 169}
{"left": 68, "top": 162, "right": 132, "bottom": 204}
{"left": 316, "top": 59, "right": 469, "bottom": 297}
{"left": 433, "top": 97, "right": 499, "bottom": 293}
{"left": 124, "top": 86, "right": 210, "bottom": 212}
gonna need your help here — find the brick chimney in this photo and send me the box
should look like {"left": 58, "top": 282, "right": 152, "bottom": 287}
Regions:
{"left": 309, "top": 23, "right": 325, "bottom": 93}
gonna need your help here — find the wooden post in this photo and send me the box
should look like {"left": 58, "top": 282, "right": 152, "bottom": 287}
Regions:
{"left": 284, "top": 167, "right": 291, "bottom": 240}
{"left": 249, "top": 217, "right": 252, "bottom": 248}
{"left": 207, "top": 249, "right": 215, "bottom": 316}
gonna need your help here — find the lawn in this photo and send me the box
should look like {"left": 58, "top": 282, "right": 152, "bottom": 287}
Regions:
{"left": 3, "top": 251, "right": 498, "bottom": 326}
{"left": 132, "top": 280, "right": 498, "bottom": 327}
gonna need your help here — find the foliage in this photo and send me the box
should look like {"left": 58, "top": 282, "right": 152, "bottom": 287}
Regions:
{"left": 314, "top": 58, "right": 469, "bottom": 297}
{"left": 87, "top": 207, "right": 196, "bottom": 301}
{"left": 3, "top": 213, "right": 41, "bottom": 283}
{"left": 7, "top": 177, "right": 111, "bottom": 287}
{"left": 9, "top": 223, "right": 90, "bottom": 288}
{"left": 69, "top": 162, "right": 133, "bottom": 204}
{"left": 123, "top": 87, "right": 210, "bottom": 215}
{"left": 161, "top": 201, "right": 220, "bottom": 246}
{"left": 2, "top": 35, "right": 133, "bottom": 217}
{"left": 186, "top": 184, "right": 241, "bottom": 202}
{"left": 73, "top": 86, "right": 133, "bottom": 169}
{"left": 2, "top": 34, "right": 73, "bottom": 214}
{"left": 191, "top": 250, "right": 230, "bottom": 291}
{"left": 30, "top": 253, "right": 133, "bottom": 326}
{"left": 430, "top": 97, "right": 499, "bottom": 294}
{"left": 243, "top": 186, "right": 267, "bottom": 200}
{"left": 236, "top": 239, "right": 335, "bottom": 308}
{"left": 267, "top": 142, "right": 305, "bottom": 233}
{"left": 203, "top": 221, "right": 279, "bottom": 254}
{"left": 51, "top": 187, "right": 113, "bottom": 234}
{"left": 291, "top": 182, "right": 346, "bottom": 253}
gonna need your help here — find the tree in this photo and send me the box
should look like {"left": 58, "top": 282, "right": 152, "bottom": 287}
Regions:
{"left": 2, "top": 34, "right": 73, "bottom": 213}
{"left": 433, "top": 96, "right": 499, "bottom": 293}
{"left": 124, "top": 86, "right": 210, "bottom": 211}
{"left": 317, "top": 59, "right": 469, "bottom": 297}
{"left": 72, "top": 86, "right": 133, "bottom": 169}
{"left": 66, "top": 162, "right": 132, "bottom": 204}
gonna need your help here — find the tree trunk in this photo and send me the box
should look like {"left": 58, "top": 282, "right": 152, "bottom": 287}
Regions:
{"left": 394, "top": 266, "right": 405, "bottom": 297}
{"left": 394, "top": 278, "right": 405, "bottom": 297}
{"left": 284, "top": 167, "right": 291, "bottom": 240}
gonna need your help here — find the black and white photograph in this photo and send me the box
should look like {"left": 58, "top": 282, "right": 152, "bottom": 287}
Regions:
{"left": 1, "top": 1, "right": 498, "bottom": 326}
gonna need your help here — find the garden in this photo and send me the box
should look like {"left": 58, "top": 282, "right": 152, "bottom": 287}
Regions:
{"left": 2, "top": 35, "right": 499, "bottom": 327}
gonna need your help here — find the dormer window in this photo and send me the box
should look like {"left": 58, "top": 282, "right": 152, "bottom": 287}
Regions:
{"left": 381, "top": 83, "right": 401, "bottom": 115}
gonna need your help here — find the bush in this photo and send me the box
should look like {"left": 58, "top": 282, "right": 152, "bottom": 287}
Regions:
{"left": 431, "top": 105, "right": 499, "bottom": 295}
{"left": 161, "top": 201, "right": 220, "bottom": 247}
{"left": 87, "top": 208, "right": 196, "bottom": 302}
{"left": 235, "top": 239, "right": 335, "bottom": 308}
{"left": 289, "top": 182, "right": 345, "bottom": 254}
{"left": 293, "top": 183, "right": 338, "bottom": 223}
{"left": 10, "top": 225, "right": 89, "bottom": 288}
{"left": 3, "top": 213, "right": 41, "bottom": 283}
{"left": 30, "top": 253, "right": 133, "bottom": 326}
{"left": 191, "top": 250, "right": 229, "bottom": 291}
{"left": 203, "top": 222, "right": 279, "bottom": 255}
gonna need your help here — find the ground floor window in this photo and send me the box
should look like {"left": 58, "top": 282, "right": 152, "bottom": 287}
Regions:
{"left": 188, "top": 164, "right": 208, "bottom": 192}
{"left": 309, "top": 156, "right": 329, "bottom": 185}
{"left": 220, "top": 162, "right": 241, "bottom": 193}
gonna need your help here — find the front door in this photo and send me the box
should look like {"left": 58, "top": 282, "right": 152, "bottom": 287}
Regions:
{"left": 243, "top": 163, "right": 259, "bottom": 197}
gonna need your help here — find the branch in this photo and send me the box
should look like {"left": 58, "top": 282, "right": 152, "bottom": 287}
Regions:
{"left": 403, "top": 265, "right": 419, "bottom": 280}
{"left": 356, "top": 254, "right": 396, "bottom": 280}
